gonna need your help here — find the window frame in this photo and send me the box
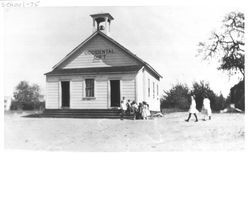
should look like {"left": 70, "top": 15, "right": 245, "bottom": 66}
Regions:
{"left": 157, "top": 83, "right": 159, "bottom": 97}
{"left": 82, "top": 78, "right": 96, "bottom": 100}
{"left": 153, "top": 82, "right": 155, "bottom": 99}
{"left": 148, "top": 79, "right": 150, "bottom": 97}
{"left": 85, "top": 79, "right": 95, "bottom": 97}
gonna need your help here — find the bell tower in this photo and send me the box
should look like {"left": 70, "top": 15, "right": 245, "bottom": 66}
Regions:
{"left": 90, "top": 13, "right": 114, "bottom": 36}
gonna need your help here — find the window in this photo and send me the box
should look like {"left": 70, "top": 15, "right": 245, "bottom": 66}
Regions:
{"left": 148, "top": 79, "right": 150, "bottom": 97}
{"left": 153, "top": 82, "right": 155, "bottom": 99}
{"left": 85, "top": 79, "right": 94, "bottom": 97}
{"left": 157, "top": 84, "right": 159, "bottom": 96}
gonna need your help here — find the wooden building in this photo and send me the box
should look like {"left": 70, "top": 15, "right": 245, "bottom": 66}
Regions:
{"left": 45, "top": 13, "right": 162, "bottom": 114}
{"left": 4, "top": 96, "right": 12, "bottom": 111}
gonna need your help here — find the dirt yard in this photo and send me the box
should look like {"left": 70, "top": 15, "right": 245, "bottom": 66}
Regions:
{"left": 4, "top": 111, "right": 244, "bottom": 151}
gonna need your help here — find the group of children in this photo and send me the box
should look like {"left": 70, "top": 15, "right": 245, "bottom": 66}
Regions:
{"left": 120, "top": 95, "right": 212, "bottom": 121}
{"left": 120, "top": 97, "right": 151, "bottom": 120}
{"left": 185, "top": 95, "right": 212, "bottom": 122}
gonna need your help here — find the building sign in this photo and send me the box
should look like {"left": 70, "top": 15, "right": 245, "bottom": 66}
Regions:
{"left": 84, "top": 48, "right": 114, "bottom": 61}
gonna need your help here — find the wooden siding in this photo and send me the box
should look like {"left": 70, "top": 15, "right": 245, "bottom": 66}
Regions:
{"left": 59, "top": 35, "right": 140, "bottom": 69}
{"left": 143, "top": 69, "right": 161, "bottom": 111}
{"left": 45, "top": 72, "right": 160, "bottom": 110}
{"left": 46, "top": 82, "right": 59, "bottom": 109}
{"left": 70, "top": 80, "right": 108, "bottom": 109}
{"left": 135, "top": 69, "right": 144, "bottom": 103}
{"left": 121, "top": 79, "right": 135, "bottom": 102}
{"left": 45, "top": 73, "right": 136, "bottom": 109}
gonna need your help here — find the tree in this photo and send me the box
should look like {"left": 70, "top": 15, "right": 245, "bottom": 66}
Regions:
{"left": 230, "top": 80, "right": 245, "bottom": 110}
{"left": 191, "top": 81, "right": 227, "bottom": 111}
{"left": 13, "top": 81, "right": 41, "bottom": 110}
{"left": 191, "top": 81, "right": 216, "bottom": 111}
{"left": 214, "top": 93, "right": 228, "bottom": 111}
{"left": 161, "top": 83, "right": 190, "bottom": 110}
{"left": 198, "top": 11, "right": 245, "bottom": 79}
{"left": 161, "top": 81, "right": 227, "bottom": 111}
{"left": 192, "top": 81, "right": 227, "bottom": 111}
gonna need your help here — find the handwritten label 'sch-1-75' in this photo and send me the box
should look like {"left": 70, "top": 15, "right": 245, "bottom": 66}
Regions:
{"left": 1, "top": 1, "right": 40, "bottom": 8}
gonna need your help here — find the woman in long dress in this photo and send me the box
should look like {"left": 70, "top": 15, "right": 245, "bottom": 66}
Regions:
{"left": 185, "top": 95, "right": 199, "bottom": 122}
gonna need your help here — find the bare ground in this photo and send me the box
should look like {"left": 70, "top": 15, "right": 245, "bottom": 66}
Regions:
{"left": 4, "top": 111, "right": 244, "bottom": 151}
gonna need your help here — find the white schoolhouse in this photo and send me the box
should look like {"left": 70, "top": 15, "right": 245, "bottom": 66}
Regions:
{"left": 45, "top": 13, "right": 162, "bottom": 113}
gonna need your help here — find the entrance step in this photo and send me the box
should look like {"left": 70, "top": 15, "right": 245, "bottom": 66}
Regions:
{"left": 27, "top": 109, "right": 134, "bottom": 119}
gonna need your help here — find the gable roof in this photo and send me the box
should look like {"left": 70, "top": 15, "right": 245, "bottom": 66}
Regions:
{"left": 90, "top": 13, "right": 114, "bottom": 20}
{"left": 45, "top": 65, "right": 142, "bottom": 76}
{"left": 49, "top": 31, "right": 162, "bottom": 79}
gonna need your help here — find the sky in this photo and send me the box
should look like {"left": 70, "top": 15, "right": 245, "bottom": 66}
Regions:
{"left": 3, "top": 6, "right": 244, "bottom": 97}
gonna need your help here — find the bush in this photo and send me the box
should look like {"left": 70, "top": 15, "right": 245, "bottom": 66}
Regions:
{"left": 213, "top": 94, "right": 227, "bottom": 111}
{"left": 191, "top": 81, "right": 228, "bottom": 112}
{"left": 161, "top": 83, "right": 190, "bottom": 110}
{"left": 192, "top": 81, "right": 215, "bottom": 110}
{"left": 161, "top": 81, "right": 228, "bottom": 112}
{"left": 230, "top": 80, "right": 245, "bottom": 111}
{"left": 10, "top": 100, "right": 19, "bottom": 110}
{"left": 10, "top": 100, "right": 45, "bottom": 111}
{"left": 12, "top": 81, "right": 44, "bottom": 110}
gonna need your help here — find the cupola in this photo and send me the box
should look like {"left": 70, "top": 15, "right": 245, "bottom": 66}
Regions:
{"left": 90, "top": 13, "right": 114, "bottom": 36}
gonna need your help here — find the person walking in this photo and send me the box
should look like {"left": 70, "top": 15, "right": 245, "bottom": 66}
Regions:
{"left": 185, "top": 95, "right": 199, "bottom": 122}
{"left": 202, "top": 97, "right": 212, "bottom": 120}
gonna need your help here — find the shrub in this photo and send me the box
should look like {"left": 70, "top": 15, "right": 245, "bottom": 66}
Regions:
{"left": 10, "top": 100, "right": 45, "bottom": 111}
{"left": 161, "top": 81, "right": 228, "bottom": 112}
{"left": 161, "top": 83, "right": 190, "bottom": 110}
{"left": 12, "top": 81, "right": 43, "bottom": 110}
{"left": 230, "top": 80, "right": 245, "bottom": 111}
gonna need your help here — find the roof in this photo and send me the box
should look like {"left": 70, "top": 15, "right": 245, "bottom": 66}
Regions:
{"left": 45, "top": 65, "right": 142, "bottom": 76}
{"left": 49, "top": 31, "right": 162, "bottom": 79}
{"left": 90, "top": 13, "right": 114, "bottom": 20}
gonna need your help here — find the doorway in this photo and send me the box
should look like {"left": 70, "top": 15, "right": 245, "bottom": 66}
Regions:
{"left": 61, "top": 81, "right": 70, "bottom": 108}
{"left": 110, "top": 80, "right": 120, "bottom": 107}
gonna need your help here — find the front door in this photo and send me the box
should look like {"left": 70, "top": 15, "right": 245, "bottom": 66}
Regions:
{"left": 110, "top": 80, "right": 120, "bottom": 107}
{"left": 61, "top": 81, "right": 70, "bottom": 108}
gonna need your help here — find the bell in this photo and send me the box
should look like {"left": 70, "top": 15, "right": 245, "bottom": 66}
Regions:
{"left": 99, "top": 25, "right": 105, "bottom": 31}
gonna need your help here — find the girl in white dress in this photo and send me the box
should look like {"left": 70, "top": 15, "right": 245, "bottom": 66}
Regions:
{"left": 185, "top": 95, "right": 199, "bottom": 122}
{"left": 201, "top": 97, "right": 212, "bottom": 120}
{"left": 146, "top": 103, "right": 151, "bottom": 118}
{"left": 142, "top": 102, "right": 148, "bottom": 120}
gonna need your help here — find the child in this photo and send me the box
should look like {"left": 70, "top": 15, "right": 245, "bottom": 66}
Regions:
{"left": 185, "top": 95, "right": 199, "bottom": 122}
{"left": 120, "top": 97, "right": 127, "bottom": 120}
{"left": 131, "top": 101, "right": 138, "bottom": 120}
{"left": 126, "top": 99, "right": 132, "bottom": 114}
{"left": 202, "top": 97, "right": 212, "bottom": 120}
{"left": 142, "top": 102, "right": 148, "bottom": 120}
{"left": 146, "top": 103, "right": 151, "bottom": 118}
{"left": 137, "top": 103, "right": 143, "bottom": 119}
